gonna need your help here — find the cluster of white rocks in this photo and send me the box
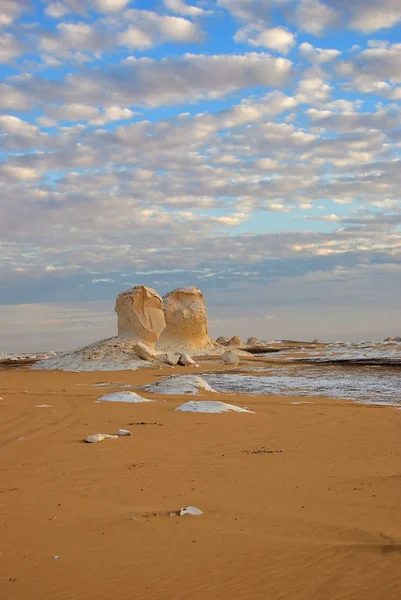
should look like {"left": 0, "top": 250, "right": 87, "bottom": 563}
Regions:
{"left": 32, "top": 285, "right": 252, "bottom": 372}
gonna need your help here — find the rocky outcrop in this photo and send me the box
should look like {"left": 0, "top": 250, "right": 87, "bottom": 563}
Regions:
{"left": 157, "top": 286, "right": 212, "bottom": 351}
{"left": 246, "top": 337, "right": 260, "bottom": 346}
{"left": 115, "top": 286, "right": 166, "bottom": 349}
{"left": 226, "top": 336, "right": 243, "bottom": 347}
{"left": 216, "top": 336, "right": 229, "bottom": 344}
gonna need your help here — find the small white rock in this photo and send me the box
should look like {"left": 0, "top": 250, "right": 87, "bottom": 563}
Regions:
{"left": 166, "top": 353, "right": 181, "bottom": 366}
{"left": 133, "top": 342, "right": 158, "bottom": 362}
{"left": 85, "top": 433, "right": 119, "bottom": 443}
{"left": 221, "top": 350, "right": 240, "bottom": 366}
{"left": 53, "top": 555, "right": 60, "bottom": 560}
{"left": 179, "top": 506, "right": 203, "bottom": 516}
{"left": 118, "top": 428, "right": 132, "bottom": 436}
{"left": 178, "top": 353, "right": 196, "bottom": 366}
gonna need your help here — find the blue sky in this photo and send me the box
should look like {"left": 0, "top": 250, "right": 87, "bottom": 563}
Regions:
{"left": 0, "top": 0, "right": 400, "bottom": 350}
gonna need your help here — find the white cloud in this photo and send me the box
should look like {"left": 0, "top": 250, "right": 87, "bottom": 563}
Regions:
{"left": 294, "top": 0, "right": 337, "bottom": 35}
{"left": 164, "top": 0, "right": 211, "bottom": 17}
{"left": 0, "top": 115, "right": 38, "bottom": 136}
{"left": 88, "top": 105, "right": 136, "bottom": 125}
{"left": 45, "top": 2, "right": 70, "bottom": 18}
{"left": 234, "top": 25, "right": 295, "bottom": 54}
{"left": 347, "top": 0, "right": 401, "bottom": 33}
{"left": 0, "top": 0, "right": 24, "bottom": 26}
{"left": 299, "top": 42, "right": 340, "bottom": 63}
{"left": 0, "top": 32, "right": 22, "bottom": 62}
{"left": 0, "top": 84, "right": 31, "bottom": 109}
{"left": 0, "top": 164, "right": 40, "bottom": 181}
{"left": 90, "top": 0, "right": 131, "bottom": 12}
{"left": 120, "top": 11, "right": 203, "bottom": 48}
{"left": 46, "top": 103, "right": 100, "bottom": 121}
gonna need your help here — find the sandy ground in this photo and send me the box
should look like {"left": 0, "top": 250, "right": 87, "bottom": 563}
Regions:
{"left": 0, "top": 364, "right": 400, "bottom": 600}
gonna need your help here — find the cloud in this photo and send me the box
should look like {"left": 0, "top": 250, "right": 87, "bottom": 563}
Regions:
{"left": 0, "top": 164, "right": 40, "bottom": 181}
{"left": 45, "top": 2, "right": 70, "bottom": 18}
{"left": 294, "top": 0, "right": 337, "bottom": 35}
{"left": 298, "top": 42, "right": 340, "bottom": 63}
{"left": 164, "top": 0, "right": 211, "bottom": 17}
{"left": 346, "top": 0, "right": 401, "bottom": 33}
{"left": 0, "top": 0, "right": 25, "bottom": 26}
{"left": 119, "top": 11, "right": 203, "bottom": 49}
{"left": 0, "top": 32, "right": 22, "bottom": 62}
{"left": 45, "top": 103, "right": 101, "bottom": 121}
{"left": 234, "top": 25, "right": 295, "bottom": 54}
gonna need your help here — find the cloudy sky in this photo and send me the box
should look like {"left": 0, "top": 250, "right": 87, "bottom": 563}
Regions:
{"left": 0, "top": 0, "right": 400, "bottom": 351}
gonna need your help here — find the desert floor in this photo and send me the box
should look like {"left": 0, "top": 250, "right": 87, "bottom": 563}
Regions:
{"left": 0, "top": 364, "right": 400, "bottom": 600}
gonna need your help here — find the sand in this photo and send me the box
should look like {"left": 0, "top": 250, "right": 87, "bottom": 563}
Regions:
{"left": 0, "top": 364, "right": 400, "bottom": 600}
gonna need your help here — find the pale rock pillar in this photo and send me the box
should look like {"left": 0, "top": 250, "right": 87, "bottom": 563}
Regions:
{"left": 157, "top": 286, "right": 211, "bottom": 350}
{"left": 115, "top": 286, "right": 166, "bottom": 349}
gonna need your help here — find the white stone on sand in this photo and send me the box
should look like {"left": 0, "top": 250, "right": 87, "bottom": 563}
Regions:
{"left": 175, "top": 400, "right": 254, "bottom": 413}
{"left": 96, "top": 391, "right": 153, "bottom": 403}
{"left": 143, "top": 375, "right": 217, "bottom": 395}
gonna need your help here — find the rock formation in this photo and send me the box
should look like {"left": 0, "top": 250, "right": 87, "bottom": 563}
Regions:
{"left": 157, "top": 286, "right": 212, "bottom": 351}
{"left": 226, "top": 336, "right": 243, "bottom": 347}
{"left": 115, "top": 285, "right": 165, "bottom": 349}
{"left": 216, "top": 336, "right": 229, "bottom": 344}
{"left": 246, "top": 337, "right": 260, "bottom": 346}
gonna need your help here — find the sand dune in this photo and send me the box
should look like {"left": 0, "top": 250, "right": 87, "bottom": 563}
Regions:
{"left": 0, "top": 365, "right": 400, "bottom": 600}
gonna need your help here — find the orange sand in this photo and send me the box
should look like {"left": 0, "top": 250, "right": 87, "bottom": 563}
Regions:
{"left": 0, "top": 365, "right": 400, "bottom": 600}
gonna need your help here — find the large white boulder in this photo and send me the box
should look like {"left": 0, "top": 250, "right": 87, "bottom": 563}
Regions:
{"left": 157, "top": 286, "right": 212, "bottom": 350}
{"left": 115, "top": 286, "right": 166, "bottom": 349}
{"left": 175, "top": 401, "right": 254, "bottom": 414}
{"left": 143, "top": 375, "right": 217, "bottom": 395}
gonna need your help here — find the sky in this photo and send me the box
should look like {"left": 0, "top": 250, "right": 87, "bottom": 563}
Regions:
{"left": 0, "top": 0, "right": 400, "bottom": 351}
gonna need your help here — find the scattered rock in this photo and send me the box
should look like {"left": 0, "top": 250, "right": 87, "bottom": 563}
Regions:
{"left": 115, "top": 285, "right": 166, "bottom": 349}
{"left": 85, "top": 433, "right": 119, "bottom": 443}
{"left": 175, "top": 400, "right": 254, "bottom": 414}
{"left": 165, "top": 353, "right": 181, "bottom": 366}
{"left": 178, "top": 352, "right": 196, "bottom": 366}
{"left": 53, "top": 556, "right": 60, "bottom": 560}
{"left": 157, "top": 286, "right": 212, "bottom": 350}
{"left": 96, "top": 391, "right": 153, "bottom": 403}
{"left": 226, "top": 336, "right": 243, "bottom": 347}
{"left": 221, "top": 350, "right": 240, "bottom": 366}
{"left": 118, "top": 429, "right": 132, "bottom": 436}
{"left": 179, "top": 506, "right": 203, "bottom": 516}
{"left": 143, "top": 375, "right": 217, "bottom": 395}
{"left": 36, "top": 404, "right": 51, "bottom": 408}
{"left": 133, "top": 342, "right": 158, "bottom": 362}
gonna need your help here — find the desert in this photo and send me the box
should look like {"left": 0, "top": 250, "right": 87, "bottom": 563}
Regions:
{"left": 1, "top": 285, "right": 400, "bottom": 600}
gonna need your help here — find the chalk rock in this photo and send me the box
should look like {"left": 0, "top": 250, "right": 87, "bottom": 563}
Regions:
{"left": 85, "top": 433, "right": 119, "bottom": 443}
{"left": 157, "top": 286, "right": 211, "bottom": 350}
{"left": 133, "top": 342, "right": 158, "bottom": 362}
{"left": 166, "top": 353, "right": 181, "bottom": 366}
{"left": 96, "top": 391, "right": 153, "bottom": 403}
{"left": 222, "top": 350, "right": 240, "bottom": 366}
{"left": 115, "top": 286, "right": 166, "bottom": 349}
{"left": 216, "top": 336, "right": 229, "bottom": 344}
{"left": 246, "top": 337, "right": 260, "bottom": 346}
{"left": 118, "top": 428, "right": 132, "bottom": 436}
{"left": 175, "top": 400, "right": 254, "bottom": 414}
{"left": 178, "top": 352, "right": 196, "bottom": 366}
{"left": 226, "top": 336, "right": 243, "bottom": 347}
{"left": 180, "top": 506, "right": 203, "bottom": 516}
{"left": 143, "top": 375, "right": 217, "bottom": 395}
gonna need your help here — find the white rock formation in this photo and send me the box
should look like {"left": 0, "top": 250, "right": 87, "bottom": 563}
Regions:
{"left": 85, "top": 433, "right": 119, "bottom": 443}
{"left": 216, "top": 336, "right": 229, "bottom": 344}
{"left": 166, "top": 353, "right": 181, "bottom": 366}
{"left": 133, "top": 342, "right": 158, "bottom": 362}
{"left": 178, "top": 352, "right": 197, "bottom": 366}
{"left": 226, "top": 336, "right": 243, "bottom": 347}
{"left": 115, "top": 285, "right": 165, "bottom": 349}
{"left": 157, "top": 286, "right": 213, "bottom": 351}
{"left": 175, "top": 400, "right": 254, "bottom": 413}
{"left": 246, "top": 337, "right": 260, "bottom": 346}
{"left": 222, "top": 350, "right": 240, "bottom": 366}
{"left": 96, "top": 391, "right": 154, "bottom": 403}
{"left": 143, "top": 375, "right": 217, "bottom": 395}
